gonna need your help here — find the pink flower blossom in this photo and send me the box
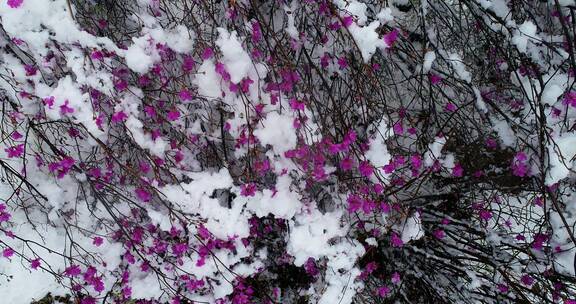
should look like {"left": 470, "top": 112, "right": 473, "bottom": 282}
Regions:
{"left": 390, "top": 232, "right": 403, "bottom": 247}
{"left": 410, "top": 155, "right": 422, "bottom": 170}
{"left": 182, "top": 55, "right": 195, "bottom": 72}
{"left": 289, "top": 98, "right": 305, "bottom": 111}
{"left": 497, "top": 284, "right": 509, "bottom": 293}
{"left": 342, "top": 15, "right": 354, "bottom": 28}
{"left": 429, "top": 73, "right": 443, "bottom": 85}
{"left": 135, "top": 187, "right": 151, "bottom": 202}
{"left": 64, "top": 265, "right": 82, "bottom": 277}
{"left": 478, "top": 209, "right": 492, "bottom": 221}
{"left": 241, "top": 183, "right": 257, "bottom": 197}
{"left": 337, "top": 56, "right": 348, "bottom": 69}
{"left": 251, "top": 21, "right": 262, "bottom": 43}
{"left": 452, "top": 163, "right": 464, "bottom": 177}
{"left": 59, "top": 100, "right": 74, "bottom": 115}
{"left": 445, "top": 102, "right": 457, "bottom": 112}
{"left": 7, "top": 0, "right": 23, "bottom": 9}
{"left": 179, "top": 89, "right": 193, "bottom": 102}
{"left": 391, "top": 272, "right": 401, "bottom": 284}
{"left": 563, "top": 91, "right": 576, "bottom": 108}
{"left": 359, "top": 161, "right": 373, "bottom": 177}
{"left": 393, "top": 121, "right": 404, "bottom": 135}
{"left": 520, "top": 274, "right": 534, "bottom": 286}
{"left": 202, "top": 47, "right": 214, "bottom": 60}
{"left": 5, "top": 144, "right": 24, "bottom": 158}
{"left": 433, "top": 229, "right": 445, "bottom": 239}
{"left": 340, "top": 156, "right": 354, "bottom": 171}
{"left": 111, "top": 111, "right": 128, "bottom": 123}
{"left": 511, "top": 151, "right": 529, "bottom": 177}
{"left": 91, "top": 51, "right": 103, "bottom": 61}
{"left": 2, "top": 247, "right": 14, "bottom": 258}
{"left": 167, "top": 109, "right": 181, "bottom": 121}
{"left": 383, "top": 29, "right": 399, "bottom": 47}
{"left": 30, "top": 258, "right": 41, "bottom": 270}
{"left": 378, "top": 285, "right": 390, "bottom": 297}
{"left": 92, "top": 237, "right": 104, "bottom": 247}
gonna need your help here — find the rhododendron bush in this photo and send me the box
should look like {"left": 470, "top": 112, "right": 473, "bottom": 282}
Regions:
{"left": 2, "top": 0, "right": 576, "bottom": 303}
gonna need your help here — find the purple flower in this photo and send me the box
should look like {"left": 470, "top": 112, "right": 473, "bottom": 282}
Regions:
{"left": 390, "top": 232, "right": 404, "bottom": 247}
{"left": 383, "top": 29, "right": 399, "bottom": 47}
{"left": 7, "top": 0, "right": 23, "bottom": 9}
{"left": 2, "top": 248, "right": 14, "bottom": 258}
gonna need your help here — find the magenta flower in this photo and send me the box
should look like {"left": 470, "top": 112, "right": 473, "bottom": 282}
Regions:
{"left": 520, "top": 274, "right": 534, "bottom": 286}
{"left": 7, "top": 0, "right": 23, "bottom": 9}
{"left": 429, "top": 73, "right": 443, "bottom": 85}
{"left": 5, "top": 144, "right": 24, "bottom": 158}
{"left": 511, "top": 152, "right": 529, "bottom": 177}
{"left": 167, "top": 110, "right": 181, "bottom": 121}
{"left": 485, "top": 138, "right": 497, "bottom": 149}
{"left": 452, "top": 163, "right": 464, "bottom": 177}
{"left": 410, "top": 155, "right": 422, "bottom": 170}
{"left": 391, "top": 272, "right": 401, "bottom": 284}
{"left": 240, "top": 183, "right": 257, "bottom": 197}
{"left": 445, "top": 102, "right": 457, "bottom": 112}
{"left": 135, "top": 187, "right": 151, "bottom": 202}
{"left": 111, "top": 111, "right": 128, "bottom": 123}
{"left": 378, "top": 285, "right": 390, "bottom": 297}
{"left": 90, "top": 51, "right": 103, "bottom": 61}
{"left": 393, "top": 121, "right": 403, "bottom": 135}
{"left": 2, "top": 247, "right": 14, "bottom": 258}
{"left": 383, "top": 29, "right": 399, "bottom": 47}
{"left": 337, "top": 56, "right": 348, "bottom": 69}
{"left": 179, "top": 89, "right": 193, "bottom": 102}
{"left": 215, "top": 62, "right": 231, "bottom": 81}
{"left": 24, "top": 64, "right": 37, "bottom": 76}
{"left": 64, "top": 265, "right": 82, "bottom": 277}
{"left": 182, "top": 55, "right": 195, "bottom": 73}
{"left": 342, "top": 15, "right": 354, "bottom": 28}
{"left": 340, "top": 156, "right": 354, "bottom": 171}
{"left": 359, "top": 161, "right": 373, "bottom": 177}
{"left": 347, "top": 194, "right": 362, "bottom": 213}
{"left": 10, "top": 131, "right": 22, "bottom": 140}
{"left": 390, "top": 232, "right": 403, "bottom": 247}
{"left": 201, "top": 47, "right": 214, "bottom": 60}
{"left": 92, "top": 236, "right": 104, "bottom": 247}
{"left": 289, "top": 98, "right": 305, "bottom": 111}
{"left": 251, "top": 21, "right": 262, "bottom": 43}
{"left": 81, "top": 297, "right": 96, "bottom": 304}
{"left": 497, "top": 283, "right": 509, "bottom": 293}
{"left": 43, "top": 96, "right": 55, "bottom": 108}
{"left": 433, "top": 229, "right": 445, "bottom": 239}
{"left": 478, "top": 209, "right": 492, "bottom": 221}
{"left": 563, "top": 91, "right": 576, "bottom": 108}
{"left": 30, "top": 258, "right": 41, "bottom": 270}
{"left": 59, "top": 100, "right": 74, "bottom": 115}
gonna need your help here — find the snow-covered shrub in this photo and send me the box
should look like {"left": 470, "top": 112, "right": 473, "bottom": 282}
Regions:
{"left": 1, "top": 0, "right": 576, "bottom": 303}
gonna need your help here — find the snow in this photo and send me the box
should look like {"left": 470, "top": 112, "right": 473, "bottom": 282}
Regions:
{"left": 400, "top": 212, "right": 425, "bottom": 243}
{"left": 512, "top": 21, "right": 538, "bottom": 53}
{"left": 195, "top": 60, "right": 222, "bottom": 98}
{"left": 377, "top": 8, "right": 394, "bottom": 24}
{"left": 365, "top": 119, "right": 392, "bottom": 169}
{"left": 492, "top": 119, "right": 516, "bottom": 147}
{"left": 125, "top": 36, "right": 157, "bottom": 74}
{"left": 247, "top": 175, "right": 302, "bottom": 219}
{"left": 546, "top": 134, "right": 576, "bottom": 185}
{"left": 348, "top": 21, "right": 387, "bottom": 62}
{"left": 216, "top": 28, "right": 253, "bottom": 83}
{"left": 253, "top": 111, "right": 297, "bottom": 155}
{"left": 424, "top": 136, "right": 447, "bottom": 166}
{"left": 423, "top": 51, "right": 436, "bottom": 73}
